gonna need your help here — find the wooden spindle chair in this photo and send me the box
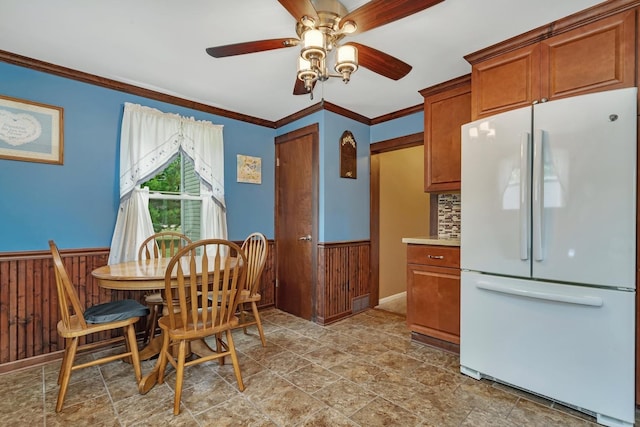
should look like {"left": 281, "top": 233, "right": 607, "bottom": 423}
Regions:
{"left": 156, "top": 239, "right": 247, "bottom": 415}
{"left": 138, "top": 232, "right": 192, "bottom": 344}
{"left": 49, "top": 240, "right": 148, "bottom": 412}
{"left": 235, "top": 232, "right": 268, "bottom": 346}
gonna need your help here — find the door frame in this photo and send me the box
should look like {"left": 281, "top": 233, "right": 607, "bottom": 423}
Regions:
{"left": 369, "top": 132, "right": 425, "bottom": 307}
{"left": 274, "top": 123, "right": 319, "bottom": 320}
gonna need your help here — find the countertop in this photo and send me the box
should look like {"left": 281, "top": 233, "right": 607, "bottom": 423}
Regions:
{"left": 401, "top": 236, "right": 460, "bottom": 247}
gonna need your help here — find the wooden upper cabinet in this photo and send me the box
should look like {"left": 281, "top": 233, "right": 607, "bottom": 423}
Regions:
{"left": 471, "top": 44, "right": 541, "bottom": 119}
{"left": 468, "top": 8, "right": 636, "bottom": 120}
{"left": 541, "top": 11, "right": 636, "bottom": 100}
{"left": 421, "top": 75, "right": 471, "bottom": 192}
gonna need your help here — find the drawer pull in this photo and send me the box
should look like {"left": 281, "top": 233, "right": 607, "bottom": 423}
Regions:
{"left": 427, "top": 255, "right": 444, "bottom": 260}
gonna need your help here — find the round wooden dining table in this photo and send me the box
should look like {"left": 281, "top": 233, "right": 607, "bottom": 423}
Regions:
{"left": 91, "top": 255, "right": 239, "bottom": 394}
{"left": 93, "top": 257, "right": 175, "bottom": 362}
{"left": 92, "top": 256, "right": 206, "bottom": 291}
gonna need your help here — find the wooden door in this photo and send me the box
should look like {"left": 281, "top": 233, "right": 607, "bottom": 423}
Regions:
{"left": 275, "top": 124, "right": 318, "bottom": 320}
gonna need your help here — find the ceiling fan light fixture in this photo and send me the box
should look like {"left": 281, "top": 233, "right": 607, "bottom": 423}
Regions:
{"left": 301, "top": 29, "right": 325, "bottom": 60}
{"left": 297, "top": 57, "right": 313, "bottom": 75}
{"left": 301, "top": 15, "right": 316, "bottom": 28}
{"left": 206, "top": 0, "right": 439, "bottom": 98}
{"left": 340, "top": 20, "right": 357, "bottom": 34}
{"left": 335, "top": 44, "right": 358, "bottom": 82}
{"left": 336, "top": 44, "right": 357, "bottom": 65}
{"left": 297, "top": 57, "right": 317, "bottom": 92}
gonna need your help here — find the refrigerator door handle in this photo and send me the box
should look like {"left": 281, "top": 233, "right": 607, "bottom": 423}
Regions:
{"left": 476, "top": 280, "right": 603, "bottom": 307}
{"left": 519, "top": 132, "right": 531, "bottom": 260}
{"left": 532, "top": 129, "right": 544, "bottom": 261}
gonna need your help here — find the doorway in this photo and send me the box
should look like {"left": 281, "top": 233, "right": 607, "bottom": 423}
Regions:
{"left": 274, "top": 124, "right": 319, "bottom": 320}
{"left": 370, "top": 133, "right": 429, "bottom": 315}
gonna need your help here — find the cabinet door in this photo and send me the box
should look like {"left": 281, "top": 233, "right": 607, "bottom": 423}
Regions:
{"left": 471, "top": 44, "right": 541, "bottom": 119}
{"left": 424, "top": 82, "right": 471, "bottom": 192}
{"left": 407, "top": 263, "right": 460, "bottom": 344}
{"left": 541, "top": 10, "right": 635, "bottom": 101}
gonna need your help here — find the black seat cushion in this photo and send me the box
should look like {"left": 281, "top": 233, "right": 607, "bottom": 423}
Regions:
{"left": 84, "top": 299, "right": 150, "bottom": 324}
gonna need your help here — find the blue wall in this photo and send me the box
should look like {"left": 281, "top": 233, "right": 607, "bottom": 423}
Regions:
{"left": 0, "top": 62, "right": 275, "bottom": 251}
{"left": 321, "top": 111, "right": 370, "bottom": 242}
{"left": 0, "top": 61, "right": 422, "bottom": 252}
{"left": 371, "top": 111, "right": 423, "bottom": 143}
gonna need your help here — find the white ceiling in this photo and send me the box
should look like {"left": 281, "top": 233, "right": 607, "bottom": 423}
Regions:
{"left": 0, "top": 0, "right": 603, "bottom": 122}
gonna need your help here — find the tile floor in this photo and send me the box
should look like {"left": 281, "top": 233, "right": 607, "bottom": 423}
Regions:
{"left": 375, "top": 295, "right": 407, "bottom": 316}
{"left": 0, "top": 308, "right": 636, "bottom": 426}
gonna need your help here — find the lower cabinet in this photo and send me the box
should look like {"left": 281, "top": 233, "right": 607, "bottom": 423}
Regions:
{"left": 406, "top": 244, "right": 460, "bottom": 345}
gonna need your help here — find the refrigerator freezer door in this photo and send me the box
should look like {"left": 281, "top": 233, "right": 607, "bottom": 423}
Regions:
{"left": 461, "top": 107, "right": 532, "bottom": 277}
{"left": 460, "top": 271, "right": 635, "bottom": 426}
{"left": 532, "top": 88, "right": 637, "bottom": 289}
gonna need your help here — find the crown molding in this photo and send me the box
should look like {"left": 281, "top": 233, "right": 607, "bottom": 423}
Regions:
{"left": 1, "top": 49, "right": 422, "bottom": 129}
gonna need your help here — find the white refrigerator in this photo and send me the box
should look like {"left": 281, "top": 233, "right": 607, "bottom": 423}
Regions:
{"left": 460, "top": 87, "right": 637, "bottom": 427}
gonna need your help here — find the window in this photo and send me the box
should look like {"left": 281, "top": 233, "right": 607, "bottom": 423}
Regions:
{"left": 109, "top": 103, "right": 225, "bottom": 265}
{"left": 142, "top": 153, "right": 203, "bottom": 242}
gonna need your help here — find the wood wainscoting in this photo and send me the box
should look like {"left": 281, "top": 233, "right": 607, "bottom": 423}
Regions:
{"left": 316, "top": 240, "right": 371, "bottom": 325}
{"left": 0, "top": 241, "right": 275, "bottom": 373}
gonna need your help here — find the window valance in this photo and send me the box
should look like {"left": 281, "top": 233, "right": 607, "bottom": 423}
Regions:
{"left": 119, "top": 102, "right": 225, "bottom": 207}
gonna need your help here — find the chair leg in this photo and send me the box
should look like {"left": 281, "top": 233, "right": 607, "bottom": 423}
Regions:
{"left": 251, "top": 301, "right": 266, "bottom": 347}
{"left": 56, "top": 337, "right": 79, "bottom": 412}
{"left": 216, "top": 333, "right": 224, "bottom": 366}
{"left": 226, "top": 329, "right": 244, "bottom": 392}
{"left": 240, "top": 303, "right": 248, "bottom": 334}
{"left": 143, "top": 304, "right": 159, "bottom": 345}
{"left": 157, "top": 331, "right": 170, "bottom": 385}
{"left": 125, "top": 324, "right": 143, "bottom": 382}
{"left": 57, "top": 338, "right": 72, "bottom": 385}
{"left": 173, "top": 340, "right": 187, "bottom": 415}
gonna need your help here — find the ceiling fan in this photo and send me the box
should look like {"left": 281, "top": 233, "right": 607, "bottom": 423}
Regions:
{"left": 205, "top": 0, "right": 444, "bottom": 97}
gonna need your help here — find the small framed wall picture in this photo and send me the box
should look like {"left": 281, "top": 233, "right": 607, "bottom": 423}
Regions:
{"left": 339, "top": 130, "right": 356, "bottom": 179}
{"left": 237, "top": 154, "right": 261, "bottom": 184}
{"left": 0, "top": 94, "right": 64, "bottom": 164}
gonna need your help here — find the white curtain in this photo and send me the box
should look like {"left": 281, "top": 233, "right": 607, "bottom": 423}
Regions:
{"left": 201, "top": 187, "right": 229, "bottom": 256}
{"left": 108, "top": 187, "right": 155, "bottom": 264}
{"left": 108, "top": 103, "right": 226, "bottom": 264}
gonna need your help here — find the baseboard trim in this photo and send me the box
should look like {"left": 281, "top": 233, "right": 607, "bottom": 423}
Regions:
{"left": 411, "top": 332, "right": 460, "bottom": 354}
{"left": 376, "top": 291, "right": 406, "bottom": 306}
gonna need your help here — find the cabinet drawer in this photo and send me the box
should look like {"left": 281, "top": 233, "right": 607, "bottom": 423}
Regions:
{"left": 407, "top": 245, "right": 459, "bottom": 268}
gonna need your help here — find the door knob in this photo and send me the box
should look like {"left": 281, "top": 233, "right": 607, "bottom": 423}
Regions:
{"left": 298, "top": 235, "right": 312, "bottom": 241}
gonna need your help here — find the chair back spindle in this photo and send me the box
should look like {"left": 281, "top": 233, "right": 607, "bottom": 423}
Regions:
{"left": 163, "top": 239, "right": 246, "bottom": 335}
{"left": 50, "top": 241, "right": 88, "bottom": 329}
{"left": 241, "top": 232, "right": 268, "bottom": 297}
{"left": 138, "top": 231, "right": 192, "bottom": 260}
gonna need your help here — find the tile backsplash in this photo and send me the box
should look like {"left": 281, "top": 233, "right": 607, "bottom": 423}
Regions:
{"left": 437, "top": 193, "right": 461, "bottom": 239}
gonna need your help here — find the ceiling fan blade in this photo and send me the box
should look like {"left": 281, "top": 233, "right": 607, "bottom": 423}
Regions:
{"left": 348, "top": 43, "right": 412, "bottom": 80}
{"left": 206, "top": 38, "right": 298, "bottom": 58}
{"left": 340, "top": 0, "right": 444, "bottom": 34}
{"left": 278, "top": 0, "right": 318, "bottom": 22}
{"left": 293, "top": 77, "right": 315, "bottom": 95}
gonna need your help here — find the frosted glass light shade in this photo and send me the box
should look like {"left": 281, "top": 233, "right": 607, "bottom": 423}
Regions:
{"left": 298, "top": 57, "right": 312, "bottom": 72}
{"left": 297, "top": 56, "right": 317, "bottom": 83}
{"left": 336, "top": 45, "right": 357, "bottom": 65}
{"left": 301, "top": 29, "right": 325, "bottom": 61}
{"left": 303, "top": 29, "right": 324, "bottom": 50}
